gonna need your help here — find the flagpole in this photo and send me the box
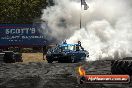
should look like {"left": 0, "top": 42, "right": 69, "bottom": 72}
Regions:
{"left": 80, "top": 1, "right": 82, "bottom": 29}
{"left": 80, "top": 0, "right": 89, "bottom": 29}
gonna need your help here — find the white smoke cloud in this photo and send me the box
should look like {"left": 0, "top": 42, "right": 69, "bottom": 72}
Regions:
{"left": 41, "top": 0, "right": 132, "bottom": 61}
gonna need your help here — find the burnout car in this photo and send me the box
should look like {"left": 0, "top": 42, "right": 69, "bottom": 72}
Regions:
{"left": 46, "top": 41, "right": 89, "bottom": 63}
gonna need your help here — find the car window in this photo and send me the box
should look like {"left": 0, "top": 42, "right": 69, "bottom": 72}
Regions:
{"left": 75, "top": 45, "right": 84, "bottom": 51}
{"left": 61, "top": 45, "right": 75, "bottom": 51}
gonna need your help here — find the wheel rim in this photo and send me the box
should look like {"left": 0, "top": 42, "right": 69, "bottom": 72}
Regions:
{"left": 71, "top": 57, "right": 75, "bottom": 63}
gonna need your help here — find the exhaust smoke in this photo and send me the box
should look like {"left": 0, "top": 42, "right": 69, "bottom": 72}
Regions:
{"left": 41, "top": 0, "right": 132, "bottom": 60}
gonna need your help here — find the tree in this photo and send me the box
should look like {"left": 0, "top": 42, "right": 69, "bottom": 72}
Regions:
{"left": 0, "top": 0, "right": 48, "bottom": 24}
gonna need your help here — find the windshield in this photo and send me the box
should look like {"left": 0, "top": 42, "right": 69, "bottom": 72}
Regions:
{"left": 61, "top": 45, "right": 75, "bottom": 51}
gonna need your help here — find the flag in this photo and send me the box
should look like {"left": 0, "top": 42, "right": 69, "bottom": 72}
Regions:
{"left": 81, "top": 0, "right": 89, "bottom": 10}
{"left": 81, "top": 0, "right": 86, "bottom": 5}
{"left": 84, "top": 3, "right": 89, "bottom": 10}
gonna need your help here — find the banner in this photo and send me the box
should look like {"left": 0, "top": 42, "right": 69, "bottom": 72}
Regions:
{"left": 0, "top": 24, "right": 47, "bottom": 47}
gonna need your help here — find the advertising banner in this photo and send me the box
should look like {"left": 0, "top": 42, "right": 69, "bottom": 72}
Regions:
{"left": 0, "top": 24, "right": 47, "bottom": 47}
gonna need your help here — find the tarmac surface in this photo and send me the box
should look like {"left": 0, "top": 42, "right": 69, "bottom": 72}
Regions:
{"left": 0, "top": 60, "right": 132, "bottom": 88}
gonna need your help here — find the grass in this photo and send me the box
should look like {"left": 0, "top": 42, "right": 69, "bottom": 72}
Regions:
{"left": 22, "top": 53, "right": 46, "bottom": 63}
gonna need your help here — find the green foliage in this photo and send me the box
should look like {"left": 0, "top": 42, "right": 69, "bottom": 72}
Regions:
{"left": 0, "top": 0, "right": 48, "bottom": 24}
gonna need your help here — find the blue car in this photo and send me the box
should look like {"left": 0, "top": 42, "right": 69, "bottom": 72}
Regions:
{"left": 46, "top": 41, "right": 89, "bottom": 63}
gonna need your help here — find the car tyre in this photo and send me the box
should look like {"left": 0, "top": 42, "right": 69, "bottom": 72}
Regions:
{"left": 47, "top": 60, "right": 53, "bottom": 63}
